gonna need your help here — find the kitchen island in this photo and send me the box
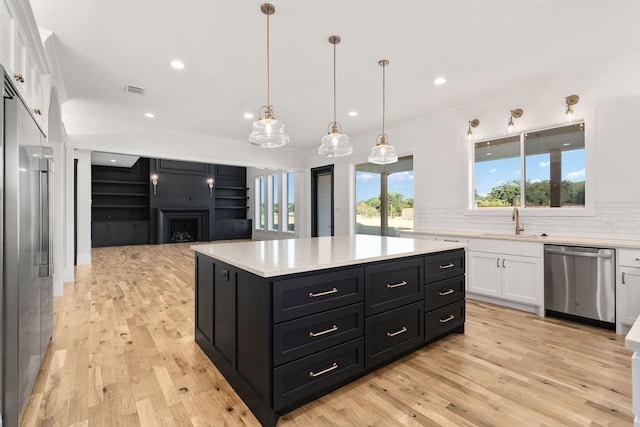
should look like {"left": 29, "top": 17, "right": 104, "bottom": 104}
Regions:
{"left": 192, "top": 235, "right": 466, "bottom": 426}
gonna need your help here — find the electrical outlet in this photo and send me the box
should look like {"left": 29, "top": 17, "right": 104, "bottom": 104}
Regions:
{"left": 602, "top": 220, "right": 617, "bottom": 230}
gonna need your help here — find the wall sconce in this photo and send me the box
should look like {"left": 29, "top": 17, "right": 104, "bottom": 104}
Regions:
{"left": 207, "top": 178, "right": 214, "bottom": 197}
{"left": 507, "top": 108, "right": 523, "bottom": 133}
{"left": 565, "top": 94, "right": 579, "bottom": 120}
{"left": 151, "top": 174, "right": 158, "bottom": 195}
{"left": 467, "top": 119, "right": 479, "bottom": 140}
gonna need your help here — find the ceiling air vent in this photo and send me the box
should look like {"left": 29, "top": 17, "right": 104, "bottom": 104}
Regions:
{"left": 124, "top": 85, "right": 145, "bottom": 95}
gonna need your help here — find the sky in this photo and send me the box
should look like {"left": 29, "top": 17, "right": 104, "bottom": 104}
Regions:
{"left": 356, "top": 171, "right": 414, "bottom": 202}
{"left": 475, "top": 149, "right": 585, "bottom": 196}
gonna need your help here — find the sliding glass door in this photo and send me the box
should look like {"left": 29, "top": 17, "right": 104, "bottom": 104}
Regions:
{"left": 355, "top": 156, "right": 413, "bottom": 236}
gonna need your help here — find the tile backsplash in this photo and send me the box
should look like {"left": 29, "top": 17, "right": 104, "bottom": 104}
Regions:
{"left": 414, "top": 201, "right": 640, "bottom": 241}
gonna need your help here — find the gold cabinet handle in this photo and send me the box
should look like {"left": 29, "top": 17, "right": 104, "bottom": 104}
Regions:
{"left": 440, "top": 314, "right": 455, "bottom": 323}
{"left": 387, "top": 280, "right": 407, "bottom": 289}
{"left": 33, "top": 108, "right": 42, "bottom": 115}
{"left": 308, "top": 287, "right": 337, "bottom": 298}
{"left": 309, "top": 325, "right": 338, "bottom": 337}
{"left": 438, "top": 263, "right": 455, "bottom": 269}
{"left": 14, "top": 73, "right": 24, "bottom": 83}
{"left": 309, "top": 362, "right": 338, "bottom": 377}
{"left": 387, "top": 326, "right": 407, "bottom": 337}
{"left": 438, "top": 289, "right": 455, "bottom": 296}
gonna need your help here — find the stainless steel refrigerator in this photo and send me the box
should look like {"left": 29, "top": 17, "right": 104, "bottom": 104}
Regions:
{"left": 1, "top": 68, "right": 54, "bottom": 426}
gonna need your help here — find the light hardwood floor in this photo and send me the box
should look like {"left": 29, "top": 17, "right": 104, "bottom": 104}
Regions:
{"left": 22, "top": 242, "right": 633, "bottom": 426}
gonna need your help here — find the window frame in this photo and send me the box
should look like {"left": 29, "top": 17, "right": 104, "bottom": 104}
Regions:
{"left": 253, "top": 170, "right": 297, "bottom": 235}
{"left": 464, "top": 117, "right": 595, "bottom": 217}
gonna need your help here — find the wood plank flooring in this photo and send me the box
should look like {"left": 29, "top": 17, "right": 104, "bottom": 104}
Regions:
{"left": 22, "top": 242, "right": 633, "bottom": 426}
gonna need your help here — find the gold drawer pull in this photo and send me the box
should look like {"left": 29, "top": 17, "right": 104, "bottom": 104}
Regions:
{"left": 309, "top": 287, "right": 338, "bottom": 298}
{"left": 309, "top": 325, "right": 338, "bottom": 337}
{"left": 440, "top": 314, "right": 455, "bottom": 323}
{"left": 438, "top": 263, "right": 455, "bottom": 269}
{"left": 14, "top": 73, "right": 24, "bottom": 83}
{"left": 438, "top": 289, "right": 455, "bottom": 296}
{"left": 387, "top": 326, "right": 407, "bottom": 337}
{"left": 387, "top": 280, "right": 408, "bottom": 289}
{"left": 309, "top": 362, "right": 338, "bottom": 377}
{"left": 33, "top": 108, "right": 42, "bottom": 115}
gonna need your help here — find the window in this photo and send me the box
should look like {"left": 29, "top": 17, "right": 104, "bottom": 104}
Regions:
{"left": 284, "top": 171, "right": 295, "bottom": 232}
{"left": 269, "top": 174, "right": 279, "bottom": 231}
{"left": 254, "top": 170, "right": 296, "bottom": 234}
{"left": 355, "top": 156, "right": 413, "bottom": 236}
{"left": 474, "top": 123, "right": 585, "bottom": 209}
{"left": 255, "top": 176, "right": 265, "bottom": 229}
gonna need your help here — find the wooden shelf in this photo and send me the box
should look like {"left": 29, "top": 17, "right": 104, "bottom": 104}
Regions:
{"left": 92, "top": 179, "right": 147, "bottom": 185}
{"left": 92, "top": 204, "right": 149, "bottom": 208}
{"left": 92, "top": 192, "right": 148, "bottom": 197}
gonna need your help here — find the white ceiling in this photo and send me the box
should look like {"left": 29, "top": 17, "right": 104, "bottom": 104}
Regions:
{"left": 29, "top": 0, "right": 640, "bottom": 150}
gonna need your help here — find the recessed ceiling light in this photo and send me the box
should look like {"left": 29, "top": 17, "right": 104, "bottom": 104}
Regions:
{"left": 145, "top": 112, "right": 155, "bottom": 118}
{"left": 243, "top": 112, "right": 254, "bottom": 119}
{"left": 170, "top": 60, "right": 185, "bottom": 70}
{"left": 486, "top": 152, "right": 492, "bottom": 156}
{"left": 348, "top": 111, "right": 358, "bottom": 117}
{"left": 110, "top": 159, "right": 117, "bottom": 163}
{"left": 434, "top": 77, "right": 446, "bottom": 85}
{"left": 563, "top": 143, "right": 571, "bottom": 146}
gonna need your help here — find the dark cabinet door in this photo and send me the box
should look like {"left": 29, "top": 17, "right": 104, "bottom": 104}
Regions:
{"left": 195, "top": 255, "right": 215, "bottom": 344}
{"left": 106, "top": 223, "right": 122, "bottom": 246}
{"left": 91, "top": 223, "right": 109, "bottom": 247}
{"left": 214, "top": 265, "right": 236, "bottom": 365}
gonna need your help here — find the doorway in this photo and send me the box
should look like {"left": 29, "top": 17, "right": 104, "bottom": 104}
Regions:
{"left": 311, "top": 165, "right": 334, "bottom": 237}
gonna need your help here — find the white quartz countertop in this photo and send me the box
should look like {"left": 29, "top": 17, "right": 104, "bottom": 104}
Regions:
{"left": 403, "top": 229, "right": 640, "bottom": 249}
{"left": 192, "top": 235, "right": 466, "bottom": 278}
{"left": 626, "top": 316, "right": 640, "bottom": 353}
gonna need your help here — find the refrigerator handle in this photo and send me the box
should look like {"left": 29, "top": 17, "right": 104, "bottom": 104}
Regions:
{"left": 38, "top": 158, "right": 52, "bottom": 278}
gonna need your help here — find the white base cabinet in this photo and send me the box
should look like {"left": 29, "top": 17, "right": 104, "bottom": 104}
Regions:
{"left": 618, "top": 249, "right": 640, "bottom": 333}
{"left": 467, "top": 238, "right": 543, "bottom": 314}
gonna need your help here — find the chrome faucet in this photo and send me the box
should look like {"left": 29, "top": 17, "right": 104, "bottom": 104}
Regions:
{"left": 512, "top": 207, "right": 524, "bottom": 235}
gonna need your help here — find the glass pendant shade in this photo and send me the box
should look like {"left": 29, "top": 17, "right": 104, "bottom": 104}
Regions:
{"left": 250, "top": 3, "right": 288, "bottom": 148}
{"left": 319, "top": 35, "right": 352, "bottom": 157}
{"left": 249, "top": 108, "right": 289, "bottom": 148}
{"left": 319, "top": 123, "right": 352, "bottom": 157}
{"left": 368, "top": 134, "right": 398, "bottom": 164}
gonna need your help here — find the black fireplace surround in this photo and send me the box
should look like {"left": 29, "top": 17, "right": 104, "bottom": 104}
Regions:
{"left": 157, "top": 209, "right": 209, "bottom": 244}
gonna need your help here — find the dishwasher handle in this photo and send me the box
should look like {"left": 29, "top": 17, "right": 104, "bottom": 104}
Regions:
{"left": 544, "top": 247, "right": 613, "bottom": 259}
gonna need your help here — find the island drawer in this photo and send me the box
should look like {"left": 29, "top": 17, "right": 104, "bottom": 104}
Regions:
{"left": 425, "top": 250, "right": 465, "bottom": 284}
{"left": 365, "top": 301, "right": 424, "bottom": 368}
{"left": 424, "top": 300, "right": 465, "bottom": 342}
{"left": 273, "top": 303, "right": 364, "bottom": 366}
{"left": 424, "top": 276, "right": 465, "bottom": 312}
{"left": 273, "top": 337, "right": 365, "bottom": 410}
{"left": 273, "top": 268, "right": 365, "bottom": 323}
{"left": 364, "top": 257, "right": 424, "bottom": 316}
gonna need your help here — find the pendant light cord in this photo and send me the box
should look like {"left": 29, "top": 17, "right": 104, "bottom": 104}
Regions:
{"left": 333, "top": 41, "right": 337, "bottom": 124}
{"left": 266, "top": 12, "right": 270, "bottom": 107}
{"left": 382, "top": 61, "right": 386, "bottom": 136}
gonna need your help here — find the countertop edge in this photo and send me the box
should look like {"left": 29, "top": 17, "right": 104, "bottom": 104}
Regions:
{"left": 192, "top": 239, "right": 467, "bottom": 278}
{"left": 626, "top": 316, "right": 640, "bottom": 353}
{"left": 401, "top": 229, "right": 640, "bottom": 249}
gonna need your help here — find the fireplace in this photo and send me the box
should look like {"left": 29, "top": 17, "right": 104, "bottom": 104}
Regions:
{"left": 158, "top": 209, "right": 209, "bottom": 244}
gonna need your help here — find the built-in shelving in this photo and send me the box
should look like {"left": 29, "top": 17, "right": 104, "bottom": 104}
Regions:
{"left": 91, "top": 158, "right": 150, "bottom": 247}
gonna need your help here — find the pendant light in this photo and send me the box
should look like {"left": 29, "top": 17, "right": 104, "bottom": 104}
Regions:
{"left": 249, "top": 3, "right": 289, "bottom": 148}
{"left": 368, "top": 59, "right": 398, "bottom": 164}
{"left": 318, "top": 36, "right": 352, "bottom": 157}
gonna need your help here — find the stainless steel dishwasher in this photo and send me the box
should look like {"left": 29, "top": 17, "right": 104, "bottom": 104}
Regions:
{"left": 544, "top": 245, "right": 615, "bottom": 329}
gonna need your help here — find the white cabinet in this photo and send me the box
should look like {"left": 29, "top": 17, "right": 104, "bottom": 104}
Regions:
{"left": 0, "top": 0, "right": 49, "bottom": 128}
{"left": 467, "top": 238, "right": 543, "bottom": 314}
{"left": 618, "top": 249, "right": 640, "bottom": 330}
